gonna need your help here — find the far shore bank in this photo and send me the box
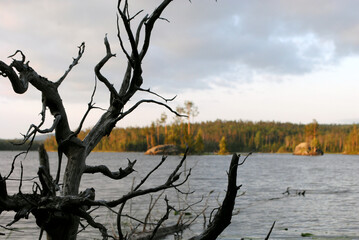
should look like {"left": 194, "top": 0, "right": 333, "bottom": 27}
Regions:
{"left": 1, "top": 149, "right": 357, "bottom": 155}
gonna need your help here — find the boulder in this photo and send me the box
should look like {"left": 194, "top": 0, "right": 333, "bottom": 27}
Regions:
{"left": 293, "top": 142, "right": 323, "bottom": 156}
{"left": 145, "top": 144, "right": 180, "bottom": 155}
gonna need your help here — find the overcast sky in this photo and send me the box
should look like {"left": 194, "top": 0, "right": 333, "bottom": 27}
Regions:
{"left": 1, "top": 0, "right": 359, "bottom": 139}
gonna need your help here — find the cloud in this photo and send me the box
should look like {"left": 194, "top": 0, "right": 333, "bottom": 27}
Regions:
{"left": 1, "top": 0, "right": 359, "bottom": 98}
{"left": 125, "top": 0, "right": 359, "bottom": 92}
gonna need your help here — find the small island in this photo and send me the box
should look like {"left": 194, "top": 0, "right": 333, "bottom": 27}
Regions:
{"left": 145, "top": 144, "right": 180, "bottom": 155}
{"left": 293, "top": 120, "right": 323, "bottom": 156}
{"left": 293, "top": 142, "right": 323, "bottom": 156}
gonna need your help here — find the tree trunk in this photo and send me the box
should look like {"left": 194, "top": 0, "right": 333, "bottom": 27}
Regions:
{"left": 44, "top": 146, "right": 86, "bottom": 240}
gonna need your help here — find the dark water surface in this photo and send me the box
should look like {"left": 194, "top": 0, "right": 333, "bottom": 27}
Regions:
{"left": 1, "top": 152, "right": 359, "bottom": 239}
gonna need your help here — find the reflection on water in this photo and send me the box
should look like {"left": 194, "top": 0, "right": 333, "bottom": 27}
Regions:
{"left": 0, "top": 152, "right": 359, "bottom": 239}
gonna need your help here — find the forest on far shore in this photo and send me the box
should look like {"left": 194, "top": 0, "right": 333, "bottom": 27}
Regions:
{"left": 0, "top": 139, "right": 42, "bottom": 151}
{"left": 41, "top": 119, "right": 359, "bottom": 155}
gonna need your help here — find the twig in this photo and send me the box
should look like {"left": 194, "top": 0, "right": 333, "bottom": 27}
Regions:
{"left": 56, "top": 42, "right": 85, "bottom": 87}
{"left": 116, "top": 99, "right": 186, "bottom": 123}
{"left": 137, "top": 87, "right": 177, "bottom": 102}
{"left": 148, "top": 196, "right": 173, "bottom": 240}
{"left": 134, "top": 155, "right": 167, "bottom": 191}
{"left": 143, "top": 191, "right": 165, "bottom": 231}
{"left": 265, "top": 221, "right": 276, "bottom": 240}
{"left": 73, "top": 76, "right": 100, "bottom": 136}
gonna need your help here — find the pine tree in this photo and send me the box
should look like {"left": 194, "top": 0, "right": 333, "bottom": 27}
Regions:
{"left": 194, "top": 129, "right": 204, "bottom": 154}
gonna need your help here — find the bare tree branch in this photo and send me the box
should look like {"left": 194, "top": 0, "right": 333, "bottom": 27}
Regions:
{"left": 73, "top": 76, "right": 104, "bottom": 137}
{"left": 84, "top": 159, "right": 136, "bottom": 180}
{"left": 148, "top": 197, "right": 173, "bottom": 240}
{"left": 143, "top": 191, "right": 165, "bottom": 231}
{"left": 134, "top": 155, "right": 167, "bottom": 191}
{"left": 4, "top": 151, "right": 27, "bottom": 180}
{"left": 116, "top": 99, "right": 187, "bottom": 123}
{"left": 117, "top": 1, "right": 140, "bottom": 63}
{"left": 139, "top": 0, "right": 173, "bottom": 60}
{"left": 0, "top": 60, "right": 28, "bottom": 94}
{"left": 265, "top": 221, "right": 276, "bottom": 240}
{"left": 189, "top": 153, "right": 242, "bottom": 240}
{"left": 128, "top": 10, "right": 144, "bottom": 22}
{"left": 116, "top": 14, "right": 134, "bottom": 67}
{"left": 55, "top": 42, "right": 85, "bottom": 87}
{"left": 94, "top": 35, "right": 120, "bottom": 102}
{"left": 137, "top": 87, "right": 177, "bottom": 102}
{"left": 74, "top": 208, "right": 114, "bottom": 240}
{"left": 118, "top": 12, "right": 147, "bottom": 97}
{"left": 8, "top": 50, "right": 26, "bottom": 62}
{"left": 18, "top": 114, "right": 61, "bottom": 145}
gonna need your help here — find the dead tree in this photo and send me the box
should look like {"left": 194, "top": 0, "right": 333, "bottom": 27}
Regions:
{"left": 0, "top": 1, "right": 243, "bottom": 239}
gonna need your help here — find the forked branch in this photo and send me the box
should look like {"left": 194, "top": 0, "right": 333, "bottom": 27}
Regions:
{"left": 139, "top": 0, "right": 173, "bottom": 60}
{"left": 95, "top": 35, "right": 120, "bottom": 101}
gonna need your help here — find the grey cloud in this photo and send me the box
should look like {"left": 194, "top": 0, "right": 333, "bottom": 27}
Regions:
{"left": 144, "top": 0, "right": 359, "bottom": 88}
{"left": 1, "top": 0, "right": 359, "bottom": 98}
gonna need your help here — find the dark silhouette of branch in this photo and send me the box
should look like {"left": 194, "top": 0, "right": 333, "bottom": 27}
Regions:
{"left": 139, "top": 0, "right": 173, "bottom": 60}
{"left": 134, "top": 155, "right": 167, "bottom": 191}
{"left": 143, "top": 191, "right": 165, "bottom": 231}
{"left": 265, "top": 221, "right": 276, "bottom": 240}
{"left": 19, "top": 114, "right": 61, "bottom": 145}
{"left": 73, "top": 76, "right": 104, "bottom": 136}
{"left": 8, "top": 50, "right": 26, "bottom": 62}
{"left": 94, "top": 35, "right": 119, "bottom": 100}
{"left": 0, "top": 51, "right": 28, "bottom": 94}
{"left": 117, "top": 0, "right": 140, "bottom": 63}
{"left": 148, "top": 197, "right": 173, "bottom": 240}
{"left": 84, "top": 159, "right": 136, "bottom": 180}
{"left": 189, "top": 153, "right": 242, "bottom": 240}
{"left": 4, "top": 151, "right": 27, "bottom": 180}
{"left": 137, "top": 87, "right": 177, "bottom": 102}
{"left": 116, "top": 14, "right": 134, "bottom": 68}
{"left": 74, "top": 208, "right": 114, "bottom": 240}
{"left": 116, "top": 99, "right": 186, "bottom": 123}
{"left": 56, "top": 42, "right": 85, "bottom": 87}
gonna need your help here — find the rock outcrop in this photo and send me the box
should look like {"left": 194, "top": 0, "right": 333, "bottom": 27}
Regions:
{"left": 293, "top": 142, "right": 323, "bottom": 156}
{"left": 145, "top": 144, "right": 180, "bottom": 155}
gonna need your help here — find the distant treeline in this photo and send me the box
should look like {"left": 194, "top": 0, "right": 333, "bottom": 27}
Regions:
{"left": 43, "top": 120, "right": 359, "bottom": 154}
{"left": 0, "top": 139, "right": 42, "bottom": 151}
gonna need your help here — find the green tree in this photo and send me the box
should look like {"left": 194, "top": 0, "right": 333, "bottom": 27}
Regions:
{"left": 160, "top": 112, "right": 168, "bottom": 144}
{"left": 344, "top": 125, "right": 359, "bottom": 153}
{"left": 254, "top": 131, "right": 262, "bottom": 151}
{"left": 150, "top": 122, "right": 157, "bottom": 148}
{"left": 305, "top": 119, "right": 319, "bottom": 142}
{"left": 194, "top": 129, "right": 205, "bottom": 154}
{"left": 311, "top": 137, "right": 320, "bottom": 151}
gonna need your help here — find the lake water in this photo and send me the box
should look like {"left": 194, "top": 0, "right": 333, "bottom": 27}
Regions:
{"left": 0, "top": 152, "right": 359, "bottom": 239}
